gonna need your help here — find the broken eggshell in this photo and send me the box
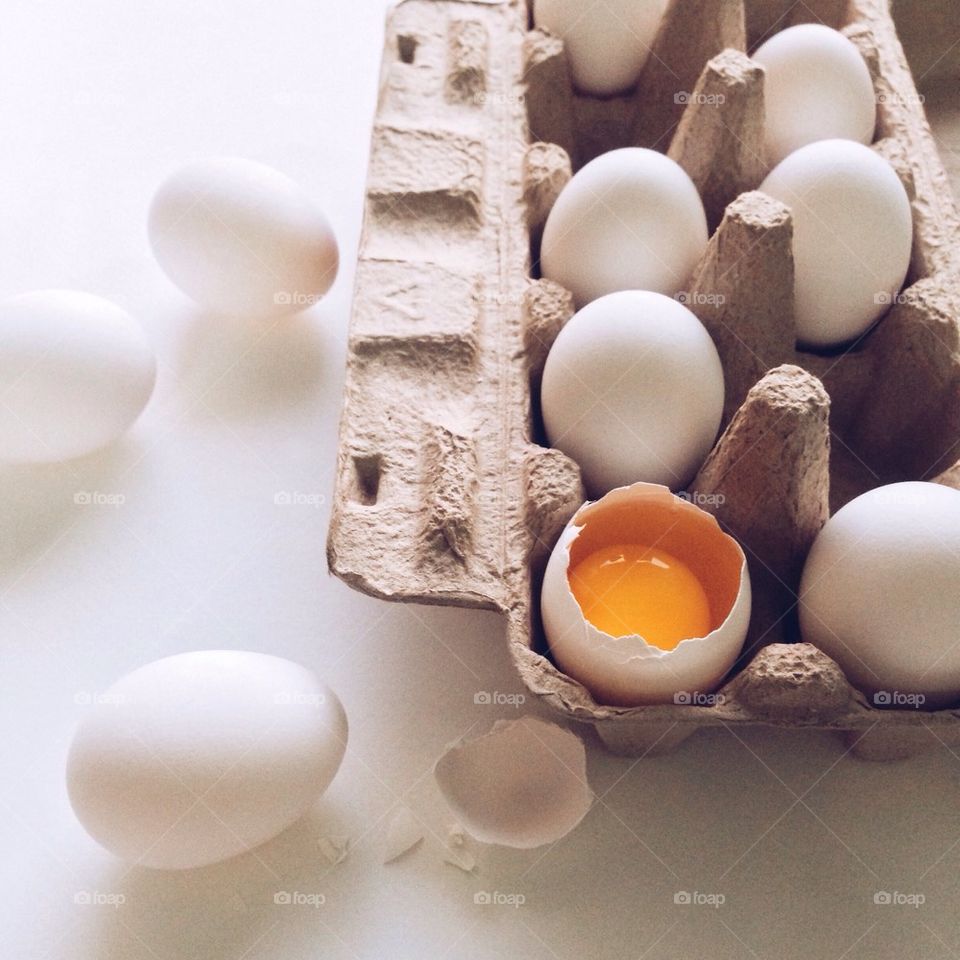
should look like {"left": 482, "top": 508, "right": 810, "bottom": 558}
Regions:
{"left": 434, "top": 717, "right": 592, "bottom": 849}
{"left": 541, "top": 482, "right": 751, "bottom": 707}
{"left": 381, "top": 806, "right": 424, "bottom": 864}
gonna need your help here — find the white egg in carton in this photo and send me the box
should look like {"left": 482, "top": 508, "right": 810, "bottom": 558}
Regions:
{"left": 328, "top": 0, "right": 960, "bottom": 760}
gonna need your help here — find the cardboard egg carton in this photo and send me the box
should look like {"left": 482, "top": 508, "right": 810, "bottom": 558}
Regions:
{"left": 327, "top": 0, "right": 960, "bottom": 760}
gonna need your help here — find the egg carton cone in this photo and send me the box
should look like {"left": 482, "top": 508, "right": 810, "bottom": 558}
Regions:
{"left": 327, "top": 0, "right": 960, "bottom": 760}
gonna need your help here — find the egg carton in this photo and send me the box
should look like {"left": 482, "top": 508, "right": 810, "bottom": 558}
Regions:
{"left": 327, "top": 0, "right": 960, "bottom": 760}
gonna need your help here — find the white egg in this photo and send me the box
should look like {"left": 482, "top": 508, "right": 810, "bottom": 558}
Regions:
{"left": 541, "top": 482, "right": 751, "bottom": 707}
{"left": 533, "top": 0, "right": 667, "bottom": 96}
{"left": 753, "top": 24, "right": 876, "bottom": 168}
{"left": 0, "top": 290, "right": 156, "bottom": 463}
{"left": 148, "top": 157, "right": 339, "bottom": 317}
{"left": 799, "top": 482, "right": 960, "bottom": 708}
{"left": 67, "top": 651, "right": 348, "bottom": 870}
{"left": 541, "top": 290, "right": 724, "bottom": 495}
{"left": 540, "top": 148, "right": 709, "bottom": 309}
{"left": 759, "top": 139, "right": 912, "bottom": 349}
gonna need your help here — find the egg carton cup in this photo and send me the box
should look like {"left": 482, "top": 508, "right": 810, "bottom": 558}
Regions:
{"left": 328, "top": 0, "right": 960, "bottom": 760}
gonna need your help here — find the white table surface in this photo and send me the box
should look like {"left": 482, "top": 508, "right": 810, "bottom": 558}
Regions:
{"left": 2, "top": 2, "right": 960, "bottom": 958}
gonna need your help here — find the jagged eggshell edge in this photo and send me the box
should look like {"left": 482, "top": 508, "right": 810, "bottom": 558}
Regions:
{"left": 433, "top": 717, "right": 593, "bottom": 849}
{"left": 541, "top": 482, "right": 752, "bottom": 706}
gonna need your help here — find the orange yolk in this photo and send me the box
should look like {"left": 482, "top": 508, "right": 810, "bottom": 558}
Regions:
{"left": 568, "top": 543, "right": 712, "bottom": 650}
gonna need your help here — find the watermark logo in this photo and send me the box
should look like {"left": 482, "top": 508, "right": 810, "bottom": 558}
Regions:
{"left": 873, "top": 691, "right": 925, "bottom": 709}
{"left": 74, "top": 890, "right": 125, "bottom": 908}
{"left": 877, "top": 92, "right": 925, "bottom": 106}
{"left": 74, "top": 491, "right": 125, "bottom": 508}
{"left": 865, "top": 485, "right": 935, "bottom": 509}
{"left": 674, "top": 890, "right": 725, "bottom": 908}
{"left": 474, "top": 890, "right": 526, "bottom": 907}
{"left": 874, "top": 890, "right": 924, "bottom": 908}
{"left": 273, "top": 491, "right": 326, "bottom": 508}
{"left": 274, "top": 691, "right": 326, "bottom": 707}
{"left": 873, "top": 291, "right": 910, "bottom": 306}
{"left": 674, "top": 490, "right": 725, "bottom": 508}
{"left": 274, "top": 291, "right": 323, "bottom": 308}
{"left": 74, "top": 691, "right": 126, "bottom": 707}
{"left": 674, "top": 91, "right": 726, "bottom": 106}
{"left": 674, "top": 691, "right": 726, "bottom": 707}
{"left": 675, "top": 291, "right": 726, "bottom": 307}
{"left": 474, "top": 92, "right": 525, "bottom": 106}
{"left": 274, "top": 890, "right": 325, "bottom": 908}
{"left": 477, "top": 291, "right": 524, "bottom": 307}
{"left": 474, "top": 691, "right": 525, "bottom": 708}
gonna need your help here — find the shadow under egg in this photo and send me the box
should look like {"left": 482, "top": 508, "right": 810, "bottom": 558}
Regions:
{"left": 174, "top": 306, "right": 335, "bottom": 421}
{"left": 0, "top": 440, "right": 140, "bottom": 576}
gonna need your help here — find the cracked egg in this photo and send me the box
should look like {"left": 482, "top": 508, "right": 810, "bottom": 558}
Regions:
{"left": 541, "top": 482, "right": 751, "bottom": 707}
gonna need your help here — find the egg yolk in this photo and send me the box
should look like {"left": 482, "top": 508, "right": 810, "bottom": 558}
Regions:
{"left": 568, "top": 544, "right": 712, "bottom": 650}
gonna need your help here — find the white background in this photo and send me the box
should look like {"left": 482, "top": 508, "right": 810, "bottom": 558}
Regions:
{"left": 2, "top": 1, "right": 960, "bottom": 958}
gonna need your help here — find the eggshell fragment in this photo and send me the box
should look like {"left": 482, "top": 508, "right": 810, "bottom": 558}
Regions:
{"left": 318, "top": 835, "right": 351, "bottom": 865}
{"left": 382, "top": 806, "right": 423, "bottom": 864}
{"left": 148, "top": 157, "right": 339, "bottom": 317}
{"left": 441, "top": 825, "right": 478, "bottom": 872}
{"left": 67, "top": 651, "right": 348, "bottom": 870}
{"left": 442, "top": 833, "right": 478, "bottom": 873}
{"left": 434, "top": 718, "right": 592, "bottom": 849}
{"left": 541, "top": 483, "right": 751, "bottom": 707}
{"left": 0, "top": 290, "right": 156, "bottom": 463}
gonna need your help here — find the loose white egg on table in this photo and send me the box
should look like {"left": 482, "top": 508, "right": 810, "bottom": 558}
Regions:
{"left": 759, "top": 139, "right": 912, "bottom": 350}
{"left": 533, "top": 0, "right": 667, "bottom": 96}
{"left": 541, "top": 290, "right": 724, "bottom": 495}
{"left": 542, "top": 482, "right": 751, "bottom": 706}
{"left": 67, "top": 650, "right": 347, "bottom": 870}
{"left": 0, "top": 290, "right": 156, "bottom": 464}
{"left": 148, "top": 157, "right": 339, "bottom": 317}
{"left": 752, "top": 24, "right": 877, "bottom": 168}
{"left": 799, "top": 482, "right": 960, "bottom": 709}
{"left": 540, "top": 148, "right": 709, "bottom": 309}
